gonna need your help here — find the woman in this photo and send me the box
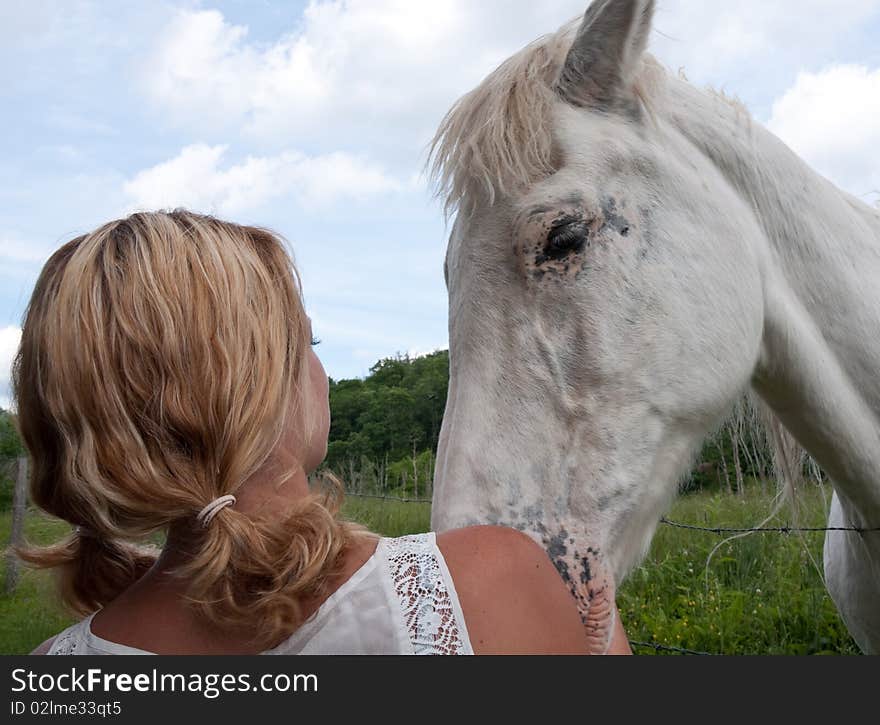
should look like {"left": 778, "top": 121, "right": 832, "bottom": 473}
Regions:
{"left": 14, "top": 210, "right": 631, "bottom": 655}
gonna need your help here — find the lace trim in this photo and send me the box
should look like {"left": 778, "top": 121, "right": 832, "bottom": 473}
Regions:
{"left": 385, "top": 534, "right": 466, "bottom": 655}
{"left": 47, "top": 622, "right": 87, "bottom": 655}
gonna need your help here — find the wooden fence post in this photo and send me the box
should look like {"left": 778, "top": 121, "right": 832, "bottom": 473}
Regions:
{"left": 4, "top": 456, "right": 28, "bottom": 595}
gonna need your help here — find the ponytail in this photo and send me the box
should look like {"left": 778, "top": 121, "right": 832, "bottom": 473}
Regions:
{"left": 179, "top": 478, "right": 373, "bottom": 647}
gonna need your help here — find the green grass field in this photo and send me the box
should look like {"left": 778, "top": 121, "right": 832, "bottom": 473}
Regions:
{"left": 616, "top": 485, "right": 859, "bottom": 654}
{"left": 0, "top": 484, "right": 859, "bottom": 654}
{"left": 0, "top": 511, "right": 78, "bottom": 655}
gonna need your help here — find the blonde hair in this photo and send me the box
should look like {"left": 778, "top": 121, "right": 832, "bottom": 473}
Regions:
{"left": 13, "top": 209, "right": 371, "bottom": 647}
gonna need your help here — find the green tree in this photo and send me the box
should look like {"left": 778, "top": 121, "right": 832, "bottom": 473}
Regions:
{"left": 324, "top": 351, "right": 449, "bottom": 492}
{"left": 0, "top": 409, "right": 24, "bottom": 459}
{"left": 0, "top": 408, "right": 25, "bottom": 511}
{"left": 367, "top": 355, "right": 409, "bottom": 388}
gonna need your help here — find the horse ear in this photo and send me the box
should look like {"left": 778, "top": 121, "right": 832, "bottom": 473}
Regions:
{"left": 557, "top": 0, "right": 655, "bottom": 108}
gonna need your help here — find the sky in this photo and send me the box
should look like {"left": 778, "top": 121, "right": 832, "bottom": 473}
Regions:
{"left": 1, "top": 0, "right": 879, "bottom": 409}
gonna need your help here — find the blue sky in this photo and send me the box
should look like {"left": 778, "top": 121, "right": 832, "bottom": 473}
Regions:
{"left": 2, "top": 0, "right": 879, "bottom": 408}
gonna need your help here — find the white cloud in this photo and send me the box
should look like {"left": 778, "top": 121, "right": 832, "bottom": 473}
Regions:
{"left": 122, "top": 143, "right": 402, "bottom": 215}
{"left": 768, "top": 64, "right": 880, "bottom": 197}
{"left": 0, "top": 326, "right": 22, "bottom": 411}
{"left": 135, "top": 1, "right": 880, "bottom": 166}
{"left": 407, "top": 346, "right": 445, "bottom": 360}
{"left": 651, "top": 1, "right": 880, "bottom": 88}
{"left": 139, "top": 2, "right": 588, "bottom": 150}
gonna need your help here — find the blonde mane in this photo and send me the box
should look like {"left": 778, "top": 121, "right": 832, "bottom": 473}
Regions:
{"left": 429, "top": 20, "right": 665, "bottom": 216}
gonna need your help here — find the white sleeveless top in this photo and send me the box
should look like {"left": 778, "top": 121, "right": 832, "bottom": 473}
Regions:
{"left": 47, "top": 533, "right": 474, "bottom": 655}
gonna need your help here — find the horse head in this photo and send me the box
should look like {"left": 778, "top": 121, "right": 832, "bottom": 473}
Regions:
{"left": 430, "top": 0, "right": 769, "bottom": 652}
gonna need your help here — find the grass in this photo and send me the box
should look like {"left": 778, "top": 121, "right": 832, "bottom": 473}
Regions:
{"left": 341, "top": 496, "right": 431, "bottom": 538}
{"left": 0, "top": 483, "right": 860, "bottom": 654}
{"left": 617, "top": 483, "right": 859, "bottom": 655}
{"left": 0, "top": 511, "right": 76, "bottom": 655}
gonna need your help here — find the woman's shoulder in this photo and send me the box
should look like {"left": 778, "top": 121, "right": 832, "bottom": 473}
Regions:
{"left": 435, "top": 524, "right": 546, "bottom": 562}
{"left": 435, "top": 525, "right": 592, "bottom": 654}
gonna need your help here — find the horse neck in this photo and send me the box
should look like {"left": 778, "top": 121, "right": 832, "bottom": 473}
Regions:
{"left": 667, "top": 77, "right": 880, "bottom": 517}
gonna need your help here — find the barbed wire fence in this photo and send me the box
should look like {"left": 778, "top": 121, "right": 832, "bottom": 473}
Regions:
{"left": 3, "top": 466, "right": 874, "bottom": 653}
{"left": 657, "top": 517, "right": 880, "bottom": 535}
{"left": 344, "top": 492, "right": 433, "bottom": 504}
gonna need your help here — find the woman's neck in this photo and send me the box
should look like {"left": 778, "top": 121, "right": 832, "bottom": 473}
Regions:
{"left": 90, "top": 463, "right": 334, "bottom": 654}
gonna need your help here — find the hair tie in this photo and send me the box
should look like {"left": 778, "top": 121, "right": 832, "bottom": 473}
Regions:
{"left": 196, "top": 495, "right": 237, "bottom": 528}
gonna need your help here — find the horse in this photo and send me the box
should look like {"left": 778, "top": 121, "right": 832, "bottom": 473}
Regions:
{"left": 429, "top": 0, "right": 880, "bottom": 654}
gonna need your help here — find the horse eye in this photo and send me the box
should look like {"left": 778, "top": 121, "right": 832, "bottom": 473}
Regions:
{"left": 545, "top": 219, "right": 588, "bottom": 259}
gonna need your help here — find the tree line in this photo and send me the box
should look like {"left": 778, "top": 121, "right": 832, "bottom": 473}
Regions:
{"left": 324, "top": 351, "right": 448, "bottom": 498}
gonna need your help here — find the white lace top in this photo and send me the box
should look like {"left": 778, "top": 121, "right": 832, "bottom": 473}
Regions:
{"left": 46, "top": 532, "right": 473, "bottom": 655}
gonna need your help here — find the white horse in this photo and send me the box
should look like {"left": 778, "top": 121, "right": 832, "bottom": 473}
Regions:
{"left": 430, "top": 0, "right": 880, "bottom": 654}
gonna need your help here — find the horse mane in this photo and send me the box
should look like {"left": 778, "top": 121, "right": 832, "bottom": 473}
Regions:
{"left": 428, "top": 20, "right": 666, "bottom": 217}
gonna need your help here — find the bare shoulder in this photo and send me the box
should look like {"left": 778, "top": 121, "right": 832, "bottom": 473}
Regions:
{"left": 436, "top": 525, "right": 549, "bottom": 576}
{"left": 31, "top": 636, "right": 57, "bottom": 655}
{"left": 436, "top": 525, "right": 591, "bottom": 654}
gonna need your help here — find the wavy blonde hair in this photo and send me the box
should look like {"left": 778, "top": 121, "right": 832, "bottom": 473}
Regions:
{"left": 13, "top": 209, "right": 372, "bottom": 648}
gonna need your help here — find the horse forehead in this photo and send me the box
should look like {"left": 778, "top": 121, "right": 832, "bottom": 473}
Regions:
{"left": 450, "top": 199, "right": 515, "bottom": 253}
{"left": 552, "top": 103, "right": 646, "bottom": 169}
